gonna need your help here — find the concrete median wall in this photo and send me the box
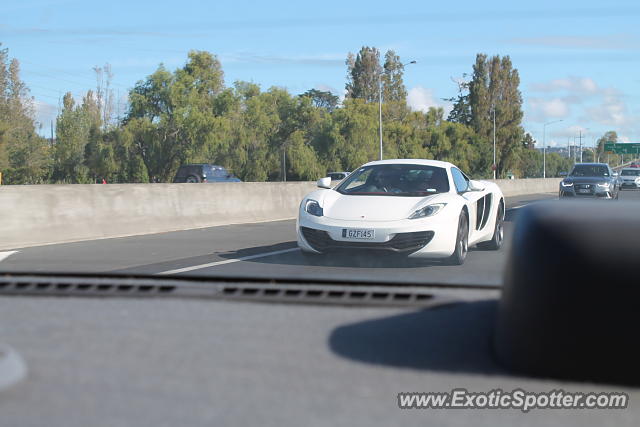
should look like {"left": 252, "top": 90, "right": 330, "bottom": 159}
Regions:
{"left": 486, "top": 178, "right": 561, "bottom": 197}
{"left": 0, "top": 178, "right": 559, "bottom": 250}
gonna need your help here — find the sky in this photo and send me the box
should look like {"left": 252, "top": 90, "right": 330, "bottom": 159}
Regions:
{"left": 2, "top": 0, "right": 640, "bottom": 147}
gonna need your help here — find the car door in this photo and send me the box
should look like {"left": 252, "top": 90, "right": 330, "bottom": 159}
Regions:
{"left": 451, "top": 168, "right": 489, "bottom": 242}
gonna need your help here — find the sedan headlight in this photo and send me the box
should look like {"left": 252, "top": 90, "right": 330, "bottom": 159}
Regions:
{"left": 597, "top": 183, "right": 610, "bottom": 188}
{"left": 409, "top": 203, "right": 446, "bottom": 219}
{"left": 561, "top": 181, "right": 573, "bottom": 187}
{"left": 304, "top": 199, "right": 323, "bottom": 217}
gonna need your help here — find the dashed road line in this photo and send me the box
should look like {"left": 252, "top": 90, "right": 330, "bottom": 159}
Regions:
{"left": 157, "top": 247, "right": 300, "bottom": 275}
{"left": 0, "top": 251, "right": 18, "bottom": 263}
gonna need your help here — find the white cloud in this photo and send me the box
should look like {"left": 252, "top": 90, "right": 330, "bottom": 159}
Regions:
{"left": 528, "top": 97, "right": 569, "bottom": 119}
{"left": 585, "top": 88, "right": 629, "bottom": 126}
{"left": 530, "top": 76, "right": 599, "bottom": 95}
{"left": 526, "top": 76, "right": 638, "bottom": 133}
{"left": 406, "top": 86, "right": 452, "bottom": 116}
{"left": 33, "top": 100, "right": 58, "bottom": 130}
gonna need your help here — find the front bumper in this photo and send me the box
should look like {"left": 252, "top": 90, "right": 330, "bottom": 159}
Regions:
{"left": 620, "top": 181, "right": 640, "bottom": 189}
{"left": 296, "top": 212, "right": 459, "bottom": 258}
{"left": 559, "top": 185, "right": 615, "bottom": 199}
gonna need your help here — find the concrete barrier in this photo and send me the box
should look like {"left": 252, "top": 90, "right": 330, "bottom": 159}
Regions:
{"left": 486, "top": 178, "right": 561, "bottom": 197}
{"left": 0, "top": 179, "right": 559, "bottom": 250}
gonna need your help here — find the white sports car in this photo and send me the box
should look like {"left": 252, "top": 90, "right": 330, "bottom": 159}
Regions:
{"left": 296, "top": 159, "right": 505, "bottom": 265}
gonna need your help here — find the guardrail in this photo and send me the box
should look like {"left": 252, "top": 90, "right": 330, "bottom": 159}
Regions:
{"left": 0, "top": 179, "right": 561, "bottom": 251}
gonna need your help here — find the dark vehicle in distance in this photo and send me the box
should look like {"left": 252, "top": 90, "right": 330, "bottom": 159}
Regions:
{"left": 559, "top": 163, "right": 619, "bottom": 199}
{"left": 173, "top": 164, "right": 241, "bottom": 183}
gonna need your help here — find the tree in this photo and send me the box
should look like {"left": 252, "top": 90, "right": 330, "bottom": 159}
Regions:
{"left": 522, "top": 132, "right": 536, "bottom": 150}
{"left": 125, "top": 51, "right": 226, "bottom": 181}
{"left": 93, "top": 64, "right": 114, "bottom": 129}
{"left": 300, "top": 89, "right": 339, "bottom": 111}
{"left": 345, "top": 46, "right": 382, "bottom": 103}
{"left": 53, "top": 92, "right": 92, "bottom": 182}
{"left": 468, "top": 54, "right": 524, "bottom": 178}
{"left": 382, "top": 50, "right": 407, "bottom": 103}
{"left": 446, "top": 75, "right": 472, "bottom": 126}
{"left": 0, "top": 45, "right": 51, "bottom": 184}
{"left": 596, "top": 130, "right": 618, "bottom": 163}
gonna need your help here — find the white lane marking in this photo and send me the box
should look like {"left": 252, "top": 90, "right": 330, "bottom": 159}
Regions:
{"left": 0, "top": 251, "right": 18, "bottom": 263}
{"left": 157, "top": 248, "right": 300, "bottom": 275}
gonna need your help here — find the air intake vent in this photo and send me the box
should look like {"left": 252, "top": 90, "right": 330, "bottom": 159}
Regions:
{"left": 0, "top": 274, "right": 494, "bottom": 308}
{"left": 0, "top": 278, "right": 176, "bottom": 296}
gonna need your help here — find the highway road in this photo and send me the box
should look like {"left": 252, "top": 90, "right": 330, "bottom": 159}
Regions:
{"left": 4, "top": 191, "right": 639, "bottom": 286}
{"left": 2, "top": 191, "right": 640, "bottom": 427}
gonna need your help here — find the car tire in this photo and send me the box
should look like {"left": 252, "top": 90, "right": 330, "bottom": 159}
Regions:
{"left": 445, "top": 212, "right": 468, "bottom": 265}
{"left": 478, "top": 201, "right": 504, "bottom": 250}
{"left": 186, "top": 175, "right": 201, "bottom": 183}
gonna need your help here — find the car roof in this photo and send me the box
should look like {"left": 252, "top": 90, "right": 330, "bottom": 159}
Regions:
{"left": 573, "top": 163, "right": 609, "bottom": 167}
{"left": 361, "top": 159, "right": 453, "bottom": 168}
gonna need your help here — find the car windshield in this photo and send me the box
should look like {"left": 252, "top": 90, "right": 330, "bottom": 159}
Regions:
{"left": 621, "top": 169, "right": 640, "bottom": 176}
{"left": 203, "top": 165, "right": 228, "bottom": 177}
{"left": 336, "top": 164, "right": 450, "bottom": 196}
{"left": 570, "top": 165, "right": 610, "bottom": 177}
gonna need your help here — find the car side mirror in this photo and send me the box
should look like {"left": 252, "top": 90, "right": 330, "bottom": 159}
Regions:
{"left": 317, "top": 177, "right": 332, "bottom": 189}
{"left": 468, "top": 180, "right": 485, "bottom": 192}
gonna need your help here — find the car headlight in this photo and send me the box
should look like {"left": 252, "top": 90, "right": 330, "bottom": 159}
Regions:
{"left": 304, "top": 199, "right": 323, "bottom": 217}
{"left": 409, "top": 203, "right": 446, "bottom": 219}
{"left": 597, "top": 183, "right": 610, "bottom": 188}
{"left": 561, "top": 181, "right": 573, "bottom": 187}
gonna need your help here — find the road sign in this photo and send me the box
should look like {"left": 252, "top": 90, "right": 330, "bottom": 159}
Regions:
{"left": 603, "top": 142, "right": 640, "bottom": 154}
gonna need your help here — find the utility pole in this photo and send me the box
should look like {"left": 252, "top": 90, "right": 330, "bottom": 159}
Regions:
{"left": 578, "top": 130, "right": 583, "bottom": 163}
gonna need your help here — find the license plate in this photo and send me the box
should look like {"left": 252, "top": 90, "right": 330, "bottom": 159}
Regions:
{"left": 342, "top": 228, "right": 375, "bottom": 240}
{"left": 578, "top": 189, "right": 591, "bottom": 194}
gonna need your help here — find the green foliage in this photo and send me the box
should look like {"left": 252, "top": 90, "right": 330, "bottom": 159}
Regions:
{"left": 299, "top": 89, "right": 339, "bottom": 112}
{"left": 3, "top": 45, "right": 618, "bottom": 185}
{"left": 0, "top": 44, "right": 51, "bottom": 184}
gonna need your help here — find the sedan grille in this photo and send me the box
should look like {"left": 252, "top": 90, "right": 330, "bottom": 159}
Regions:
{"left": 300, "top": 227, "right": 434, "bottom": 254}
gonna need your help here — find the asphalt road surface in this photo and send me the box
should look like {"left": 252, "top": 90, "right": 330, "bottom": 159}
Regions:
{"left": 2, "top": 191, "right": 639, "bottom": 286}
{"left": 2, "top": 191, "right": 640, "bottom": 427}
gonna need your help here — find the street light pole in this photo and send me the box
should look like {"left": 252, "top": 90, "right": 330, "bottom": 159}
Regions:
{"left": 492, "top": 107, "right": 496, "bottom": 179}
{"left": 379, "top": 60, "right": 416, "bottom": 161}
{"left": 379, "top": 75, "right": 383, "bottom": 160}
{"left": 543, "top": 119, "right": 563, "bottom": 178}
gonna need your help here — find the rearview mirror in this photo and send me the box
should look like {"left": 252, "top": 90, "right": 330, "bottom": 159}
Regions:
{"left": 468, "top": 180, "right": 485, "bottom": 192}
{"left": 317, "top": 177, "right": 332, "bottom": 189}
